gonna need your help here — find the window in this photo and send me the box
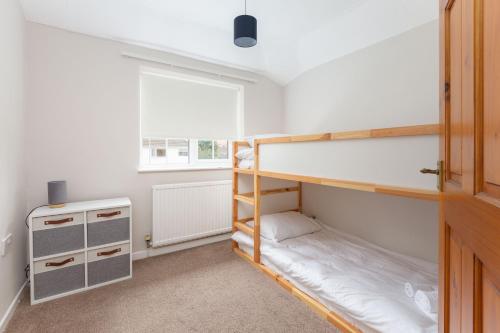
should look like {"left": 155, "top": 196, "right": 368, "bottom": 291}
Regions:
{"left": 139, "top": 68, "right": 243, "bottom": 171}
{"left": 198, "top": 140, "right": 228, "bottom": 160}
{"left": 142, "top": 138, "right": 166, "bottom": 165}
{"left": 198, "top": 140, "right": 213, "bottom": 160}
{"left": 141, "top": 138, "right": 230, "bottom": 168}
{"left": 141, "top": 138, "right": 190, "bottom": 166}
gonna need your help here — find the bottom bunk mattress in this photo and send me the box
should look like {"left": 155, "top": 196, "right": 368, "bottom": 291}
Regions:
{"left": 232, "top": 225, "right": 438, "bottom": 333}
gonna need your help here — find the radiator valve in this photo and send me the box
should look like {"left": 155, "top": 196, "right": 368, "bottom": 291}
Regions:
{"left": 145, "top": 234, "right": 152, "bottom": 248}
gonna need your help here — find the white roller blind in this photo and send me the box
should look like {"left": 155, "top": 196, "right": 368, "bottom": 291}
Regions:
{"left": 141, "top": 73, "right": 239, "bottom": 139}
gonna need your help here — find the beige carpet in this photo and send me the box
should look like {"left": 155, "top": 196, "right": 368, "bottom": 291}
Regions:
{"left": 7, "top": 240, "right": 338, "bottom": 333}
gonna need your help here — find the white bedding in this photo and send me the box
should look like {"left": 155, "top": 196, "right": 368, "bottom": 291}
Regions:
{"left": 232, "top": 225, "right": 438, "bottom": 333}
{"left": 235, "top": 146, "right": 255, "bottom": 169}
{"left": 238, "top": 159, "right": 254, "bottom": 169}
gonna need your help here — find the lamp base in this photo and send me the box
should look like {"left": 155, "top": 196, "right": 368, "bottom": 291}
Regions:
{"left": 49, "top": 204, "right": 65, "bottom": 209}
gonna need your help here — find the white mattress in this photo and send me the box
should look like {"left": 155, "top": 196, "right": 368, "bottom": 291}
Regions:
{"left": 232, "top": 225, "right": 438, "bottom": 333}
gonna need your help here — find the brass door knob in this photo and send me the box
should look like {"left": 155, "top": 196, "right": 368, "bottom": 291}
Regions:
{"left": 420, "top": 168, "right": 440, "bottom": 175}
{"left": 421, "top": 161, "right": 444, "bottom": 191}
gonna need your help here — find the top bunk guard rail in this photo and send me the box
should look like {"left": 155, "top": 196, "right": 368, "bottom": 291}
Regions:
{"left": 254, "top": 124, "right": 439, "bottom": 144}
{"left": 233, "top": 124, "right": 439, "bottom": 146}
{"left": 233, "top": 123, "right": 441, "bottom": 201}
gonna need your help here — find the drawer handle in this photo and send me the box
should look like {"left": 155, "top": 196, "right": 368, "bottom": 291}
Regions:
{"left": 45, "top": 257, "right": 74, "bottom": 267}
{"left": 44, "top": 217, "right": 74, "bottom": 225}
{"left": 97, "top": 248, "right": 121, "bottom": 256}
{"left": 97, "top": 211, "right": 121, "bottom": 218}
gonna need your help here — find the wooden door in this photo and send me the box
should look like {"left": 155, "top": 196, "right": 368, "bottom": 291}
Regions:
{"left": 440, "top": 0, "right": 500, "bottom": 332}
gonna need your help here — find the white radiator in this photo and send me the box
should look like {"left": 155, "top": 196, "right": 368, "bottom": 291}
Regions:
{"left": 152, "top": 180, "right": 232, "bottom": 247}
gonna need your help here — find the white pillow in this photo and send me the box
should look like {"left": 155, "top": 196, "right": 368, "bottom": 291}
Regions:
{"left": 235, "top": 148, "right": 254, "bottom": 160}
{"left": 247, "top": 211, "right": 321, "bottom": 242}
{"left": 245, "top": 134, "right": 289, "bottom": 147}
{"left": 238, "top": 159, "right": 254, "bottom": 169}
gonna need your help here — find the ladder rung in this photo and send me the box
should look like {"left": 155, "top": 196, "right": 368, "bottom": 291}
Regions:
{"left": 235, "top": 209, "right": 298, "bottom": 227}
{"left": 235, "top": 221, "right": 254, "bottom": 236}
{"left": 234, "top": 247, "right": 254, "bottom": 263}
{"left": 234, "top": 168, "right": 255, "bottom": 175}
{"left": 237, "top": 217, "right": 254, "bottom": 223}
{"left": 234, "top": 194, "right": 255, "bottom": 205}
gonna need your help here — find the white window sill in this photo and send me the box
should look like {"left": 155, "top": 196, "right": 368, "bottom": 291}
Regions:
{"left": 138, "top": 165, "right": 232, "bottom": 173}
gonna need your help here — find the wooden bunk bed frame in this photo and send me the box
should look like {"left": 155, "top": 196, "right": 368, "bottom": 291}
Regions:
{"left": 231, "top": 123, "right": 440, "bottom": 333}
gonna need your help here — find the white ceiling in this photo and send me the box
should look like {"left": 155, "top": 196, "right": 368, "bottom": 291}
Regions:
{"left": 20, "top": 0, "right": 438, "bottom": 85}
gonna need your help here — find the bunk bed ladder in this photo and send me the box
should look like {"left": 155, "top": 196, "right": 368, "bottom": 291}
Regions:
{"left": 253, "top": 143, "right": 261, "bottom": 263}
{"left": 232, "top": 140, "right": 302, "bottom": 264}
{"left": 231, "top": 141, "right": 239, "bottom": 250}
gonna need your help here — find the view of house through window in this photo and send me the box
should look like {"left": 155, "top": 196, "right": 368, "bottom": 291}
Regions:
{"left": 140, "top": 69, "right": 241, "bottom": 170}
{"left": 141, "top": 138, "right": 229, "bottom": 166}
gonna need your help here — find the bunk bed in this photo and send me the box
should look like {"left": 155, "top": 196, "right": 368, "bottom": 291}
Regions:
{"left": 231, "top": 124, "right": 440, "bottom": 333}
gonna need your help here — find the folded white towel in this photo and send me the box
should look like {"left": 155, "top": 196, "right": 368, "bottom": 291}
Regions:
{"left": 415, "top": 289, "right": 438, "bottom": 321}
{"left": 238, "top": 159, "right": 254, "bottom": 169}
{"left": 404, "top": 282, "right": 434, "bottom": 298}
{"left": 235, "top": 148, "right": 254, "bottom": 160}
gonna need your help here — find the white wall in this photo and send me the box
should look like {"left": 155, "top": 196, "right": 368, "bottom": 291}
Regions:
{"left": 283, "top": 21, "right": 439, "bottom": 262}
{"left": 295, "top": 0, "right": 438, "bottom": 81}
{"left": 302, "top": 185, "right": 439, "bottom": 262}
{"left": 0, "top": 0, "right": 27, "bottom": 328}
{"left": 25, "top": 22, "right": 284, "bottom": 254}
{"left": 285, "top": 20, "right": 439, "bottom": 133}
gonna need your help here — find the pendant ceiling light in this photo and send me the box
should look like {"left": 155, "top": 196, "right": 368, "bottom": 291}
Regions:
{"left": 234, "top": 0, "right": 257, "bottom": 48}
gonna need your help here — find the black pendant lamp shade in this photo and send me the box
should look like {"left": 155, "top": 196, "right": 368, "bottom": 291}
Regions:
{"left": 234, "top": 1, "right": 257, "bottom": 48}
{"left": 234, "top": 15, "right": 257, "bottom": 48}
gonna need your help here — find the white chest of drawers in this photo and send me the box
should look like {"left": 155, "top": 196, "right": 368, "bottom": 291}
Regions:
{"left": 28, "top": 197, "right": 132, "bottom": 304}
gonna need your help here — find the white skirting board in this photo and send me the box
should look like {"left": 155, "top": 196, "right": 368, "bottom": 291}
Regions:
{"left": 0, "top": 280, "right": 27, "bottom": 333}
{"left": 132, "top": 233, "right": 231, "bottom": 261}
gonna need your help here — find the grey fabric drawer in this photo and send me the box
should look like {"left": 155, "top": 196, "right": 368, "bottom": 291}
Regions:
{"left": 87, "top": 217, "right": 130, "bottom": 247}
{"left": 88, "top": 254, "right": 130, "bottom": 286}
{"left": 33, "top": 224, "right": 85, "bottom": 258}
{"left": 34, "top": 264, "right": 85, "bottom": 300}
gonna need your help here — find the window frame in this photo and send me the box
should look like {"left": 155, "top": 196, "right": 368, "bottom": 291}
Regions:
{"left": 193, "top": 139, "right": 230, "bottom": 163}
{"left": 139, "top": 138, "right": 233, "bottom": 172}
{"left": 141, "top": 137, "right": 167, "bottom": 166}
{"left": 138, "top": 67, "right": 244, "bottom": 172}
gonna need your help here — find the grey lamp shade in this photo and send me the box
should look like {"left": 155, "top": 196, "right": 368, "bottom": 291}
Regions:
{"left": 48, "top": 181, "right": 67, "bottom": 206}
